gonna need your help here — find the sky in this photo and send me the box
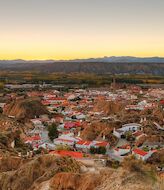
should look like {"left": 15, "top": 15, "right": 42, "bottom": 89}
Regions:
{"left": 0, "top": 0, "right": 164, "bottom": 60}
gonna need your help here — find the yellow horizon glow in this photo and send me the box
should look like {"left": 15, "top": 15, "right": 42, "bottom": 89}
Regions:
{"left": 0, "top": 28, "right": 164, "bottom": 60}
{"left": 0, "top": 47, "right": 163, "bottom": 60}
{"left": 1, "top": 51, "right": 164, "bottom": 61}
{"left": 0, "top": 0, "right": 164, "bottom": 60}
{"left": 0, "top": 42, "right": 164, "bottom": 60}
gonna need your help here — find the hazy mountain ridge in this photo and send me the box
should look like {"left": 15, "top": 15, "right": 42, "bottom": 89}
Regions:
{"left": 1, "top": 56, "right": 164, "bottom": 63}
{"left": 64, "top": 56, "right": 164, "bottom": 63}
{"left": 0, "top": 57, "right": 164, "bottom": 75}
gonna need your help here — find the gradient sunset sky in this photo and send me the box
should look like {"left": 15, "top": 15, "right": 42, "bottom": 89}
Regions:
{"left": 0, "top": 0, "right": 164, "bottom": 60}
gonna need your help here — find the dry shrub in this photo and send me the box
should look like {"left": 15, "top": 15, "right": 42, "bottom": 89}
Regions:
{"left": 0, "top": 156, "right": 22, "bottom": 172}
{"left": 122, "top": 156, "right": 157, "bottom": 182}
{"left": 122, "top": 156, "right": 144, "bottom": 173}
{"left": 50, "top": 172, "right": 100, "bottom": 190}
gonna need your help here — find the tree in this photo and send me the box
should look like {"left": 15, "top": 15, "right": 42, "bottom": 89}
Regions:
{"left": 90, "top": 146, "right": 107, "bottom": 155}
{"left": 48, "top": 123, "right": 59, "bottom": 141}
{"left": 0, "top": 82, "right": 4, "bottom": 90}
{"left": 90, "top": 146, "right": 97, "bottom": 154}
{"left": 97, "top": 146, "right": 106, "bottom": 154}
{"left": 56, "top": 144, "right": 71, "bottom": 151}
{"left": 0, "top": 107, "right": 3, "bottom": 114}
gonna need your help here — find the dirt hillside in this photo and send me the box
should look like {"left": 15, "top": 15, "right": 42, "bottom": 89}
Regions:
{"left": 0, "top": 155, "right": 80, "bottom": 190}
{"left": 0, "top": 154, "right": 163, "bottom": 190}
{"left": 3, "top": 98, "right": 49, "bottom": 119}
{"left": 0, "top": 114, "right": 29, "bottom": 156}
{"left": 93, "top": 100, "right": 124, "bottom": 115}
{"left": 49, "top": 172, "right": 100, "bottom": 190}
{"left": 81, "top": 121, "right": 118, "bottom": 145}
{"left": 37, "top": 167, "right": 163, "bottom": 190}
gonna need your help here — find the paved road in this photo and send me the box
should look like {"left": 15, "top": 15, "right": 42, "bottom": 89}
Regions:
{"left": 108, "top": 150, "right": 123, "bottom": 162}
{"left": 115, "top": 138, "right": 128, "bottom": 148}
{"left": 41, "top": 128, "right": 51, "bottom": 143}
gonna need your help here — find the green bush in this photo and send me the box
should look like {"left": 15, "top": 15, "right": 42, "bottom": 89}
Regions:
{"left": 0, "top": 134, "right": 8, "bottom": 146}
{"left": 56, "top": 144, "right": 71, "bottom": 151}
{"left": 48, "top": 123, "right": 59, "bottom": 141}
{"left": 90, "top": 146, "right": 97, "bottom": 154}
{"left": 90, "top": 146, "right": 106, "bottom": 155}
{"left": 106, "top": 159, "right": 120, "bottom": 168}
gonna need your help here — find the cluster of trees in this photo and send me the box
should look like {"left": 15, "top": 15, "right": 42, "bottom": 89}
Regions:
{"left": 90, "top": 146, "right": 106, "bottom": 155}
{"left": 121, "top": 131, "right": 135, "bottom": 142}
{"left": 1, "top": 71, "right": 164, "bottom": 88}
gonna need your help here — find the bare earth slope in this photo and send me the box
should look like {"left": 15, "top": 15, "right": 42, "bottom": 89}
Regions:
{"left": 0, "top": 154, "right": 163, "bottom": 190}
{"left": 4, "top": 98, "right": 49, "bottom": 120}
{"left": 37, "top": 168, "right": 163, "bottom": 190}
{"left": 93, "top": 100, "right": 124, "bottom": 115}
{"left": 0, "top": 155, "right": 80, "bottom": 190}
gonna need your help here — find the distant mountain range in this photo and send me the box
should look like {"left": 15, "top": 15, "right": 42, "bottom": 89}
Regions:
{"left": 0, "top": 56, "right": 164, "bottom": 63}
{"left": 59, "top": 56, "right": 164, "bottom": 63}
{"left": 0, "top": 56, "right": 164, "bottom": 75}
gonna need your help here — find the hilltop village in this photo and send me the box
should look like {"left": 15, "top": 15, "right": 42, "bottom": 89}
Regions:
{"left": 0, "top": 83, "right": 163, "bottom": 189}
{"left": 0, "top": 83, "right": 163, "bottom": 161}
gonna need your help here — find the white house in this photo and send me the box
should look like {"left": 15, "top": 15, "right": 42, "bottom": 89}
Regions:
{"left": 24, "top": 135, "right": 42, "bottom": 149}
{"left": 39, "top": 143, "right": 56, "bottom": 151}
{"left": 113, "top": 128, "right": 124, "bottom": 138}
{"left": 54, "top": 136, "right": 81, "bottom": 147}
{"left": 132, "top": 148, "right": 156, "bottom": 161}
{"left": 121, "top": 123, "right": 141, "bottom": 132}
{"left": 76, "top": 140, "right": 109, "bottom": 153}
{"left": 94, "top": 141, "right": 110, "bottom": 150}
{"left": 113, "top": 123, "right": 142, "bottom": 138}
{"left": 30, "top": 119, "right": 42, "bottom": 126}
{"left": 0, "top": 103, "right": 6, "bottom": 109}
{"left": 76, "top": 140, "right": 92, "bottom": 151}
{"left": 54, "top": 138, "right": 75, "bottom": 146}
{"left": 76, "top": 114, "right": 86, "bottom": 120}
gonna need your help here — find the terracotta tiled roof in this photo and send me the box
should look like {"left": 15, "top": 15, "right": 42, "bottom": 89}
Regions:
{"left": 56, "top": 138, "right": 74, "bottom": 143}
{"left": 133, "top": 131, "right": 143, "bottom": 137}
{"left": 24, "top": 135, "right": 41, "bottom": 142}
{"left": 95, "top": 142, "right": 109, "bottom": 147}
{"left": 133, "top": 148, "right": 148, "bottom": 156}
{"left": 50, "top": 150, "right": 83, "bottom": 158}
{"left": 76, "top": 140, "right": 91, "bottom": 146}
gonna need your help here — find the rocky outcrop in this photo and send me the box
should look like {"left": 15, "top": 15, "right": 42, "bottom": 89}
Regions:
{"left": 80, "top": 121, "right": 117, "bottom": 144}
{"left": 0, "top": 154, "right": 163, "bottom": 190}
{"left": 0, "top": 155, "right": 80, "bottom": 190}
{"left": 4, "top": 98, "right": 49, "bottom": 120}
